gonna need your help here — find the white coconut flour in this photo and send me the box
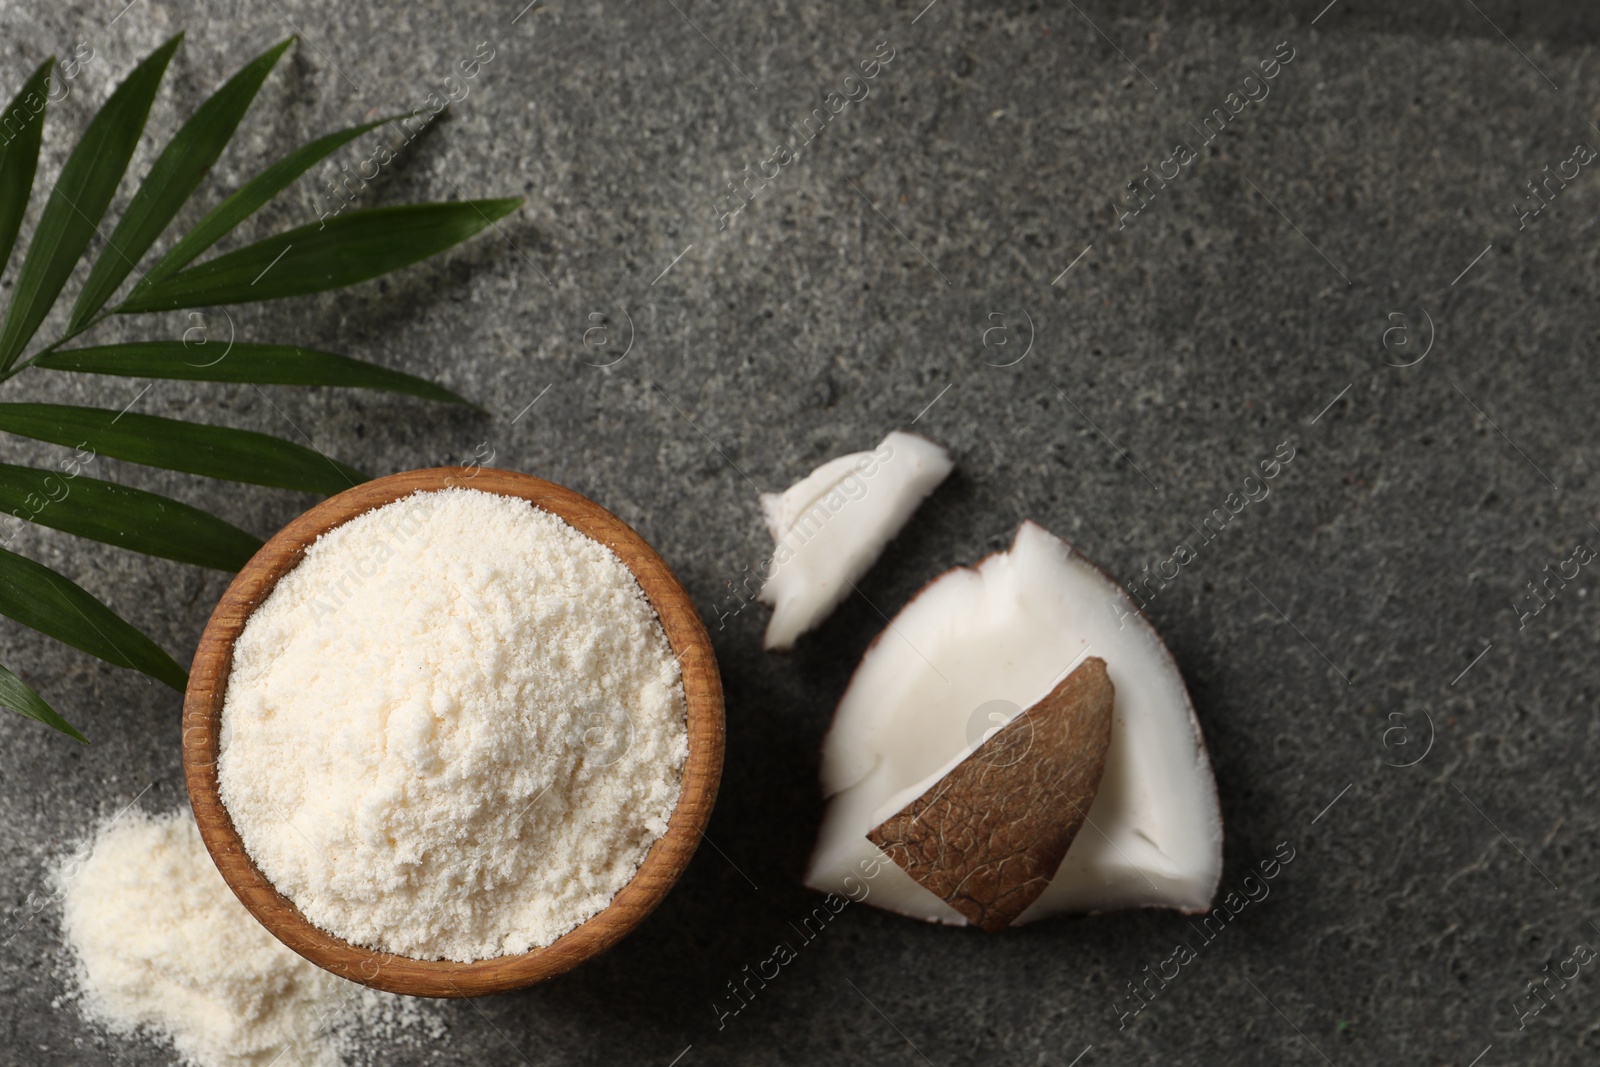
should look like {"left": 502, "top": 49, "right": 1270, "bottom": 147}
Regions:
{"left": 217, "top": 487, "right": 688, "bottom": 962}
{"left": 59, "top": 807, "right": 440, "bottom": 1067}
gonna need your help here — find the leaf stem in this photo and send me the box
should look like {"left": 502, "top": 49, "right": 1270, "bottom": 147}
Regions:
{"left": 1, "top": 312, "right": 112, "bottom": 380}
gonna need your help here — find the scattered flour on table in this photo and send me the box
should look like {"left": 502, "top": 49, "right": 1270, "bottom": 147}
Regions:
{"left": 218, "top": 487, "right": 688, "bottom": 962}
{"left": 58, "top": 807, "right": 442, "bottom": 1067}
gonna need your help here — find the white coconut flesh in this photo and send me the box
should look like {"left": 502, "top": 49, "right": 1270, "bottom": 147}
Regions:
{"left": 804, "top": 520, "right": 1223, "bottom": 925}
{"left": 758, "top": 431, "right": 953, "bottom": 651}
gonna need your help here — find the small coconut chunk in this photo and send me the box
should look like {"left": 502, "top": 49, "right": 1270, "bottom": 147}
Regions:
{"left": 868, "top": 658, "right": 1114, "bottom": 932}
{"left": 757, "top": 431, "right": 952, "bottom": 651}
{"left": 804, "top": 521, "right": 1222, "bottom": 925}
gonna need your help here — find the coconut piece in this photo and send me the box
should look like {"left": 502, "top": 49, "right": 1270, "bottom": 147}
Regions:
{"left": 867, "top": 658, "right": 1114, "bottom": 932}
{"left": 804, "top": 521, "right": 1222, "bottom": 925}
{"left": 757, "top": 431, "right": 953, "bottom": 651}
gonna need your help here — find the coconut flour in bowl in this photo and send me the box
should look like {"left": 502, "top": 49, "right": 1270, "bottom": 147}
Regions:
{"left": 216, "top": 487, "right": 688, "bottom": 963}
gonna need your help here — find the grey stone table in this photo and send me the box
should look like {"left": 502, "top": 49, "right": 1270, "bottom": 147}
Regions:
{"left": 1, "top": 0, "right": 1598, "bottom": 1063}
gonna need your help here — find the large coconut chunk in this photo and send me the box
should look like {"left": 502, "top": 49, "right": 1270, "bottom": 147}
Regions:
{"left": 758, "top": 431, "right": 952, "bottom": 651}
{"left": 804, "top": 521, "right": 1222, "bottom": 925}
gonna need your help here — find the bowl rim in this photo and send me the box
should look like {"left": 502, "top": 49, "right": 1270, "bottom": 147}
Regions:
{"left": 181, "top": 466, "right": 725, "bottom": 998}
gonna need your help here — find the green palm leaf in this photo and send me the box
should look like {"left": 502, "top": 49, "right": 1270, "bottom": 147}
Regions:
{"left": 0, "top": 33, "right": 515, "bottom": 738}
{"left": 36, "top": 341, "right": 473, "bottom": 406}
{"left": 0, "top": 546, "right": 186, "bottom": 691}
{"left": 0, "top": 462, "right": 261, "bottom": 570}
{"left": 135, "top": 117, "right": 395, "bottom": 288}
{"left": 0, "top": 59, "right": 52, "bottom": 280}
{"left": 0, "top": 662, "right": 85, "bottom": 742}
{"left": 117, "top": 199, "right": 522, "bottom": 311}
{"left": 0, "top": 402, "right": 367, "bottom": 494}
{"left": 0, "top": 35, "right": 181, "bottom": 372}
{"left": 68, "top": 38, "right": 295, "bottom": 331}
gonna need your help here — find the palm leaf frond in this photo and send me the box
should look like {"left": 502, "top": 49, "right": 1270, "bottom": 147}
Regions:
{"left": 69, "top": 37, "right": 295, "bottom": 330}
{"left": 0, "top": 546, "right": 187, "bottom": 691}
{"left": 0, "top": 461, "right": 261, "bottom": 570}
{"left": 0, "top": 402, "right": 367, "bottom": 494}
{"left": 37, "top": 341, "right": 475, "bottom": 406}
{"left": 118, "top": 199, "right": 522, "bottom": 311}
{"left": 0, "top": 34, "right": 182, "bottom": 372}
{"left": 135, "top": 116, "right": 398, "bottom": 288}
{"left": 0, "top": 662, "right": 85, "bottom": 742}
{"left": 0, "top": 59, "right": 53, "bottom": 280}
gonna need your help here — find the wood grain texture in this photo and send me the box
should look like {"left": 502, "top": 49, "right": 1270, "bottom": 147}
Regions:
{"left": 867, "top": 658, "right": 1113, "bottom": 933}
{"left": 181, "top": 467, "right": 725, "bottom": 997}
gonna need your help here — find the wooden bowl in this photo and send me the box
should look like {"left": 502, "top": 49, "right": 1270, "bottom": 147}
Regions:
{"left": 181, "top": 467, "right": 725, "bottom": 997}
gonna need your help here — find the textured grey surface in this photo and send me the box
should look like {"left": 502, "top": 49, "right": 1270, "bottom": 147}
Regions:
{"left": 1, "top": 0, "right": 1599, "bottom": 1063}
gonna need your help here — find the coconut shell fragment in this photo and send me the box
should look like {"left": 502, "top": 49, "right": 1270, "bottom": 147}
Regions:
{"left": 866, "top": 657, "right": 1115, "bottom": 932}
